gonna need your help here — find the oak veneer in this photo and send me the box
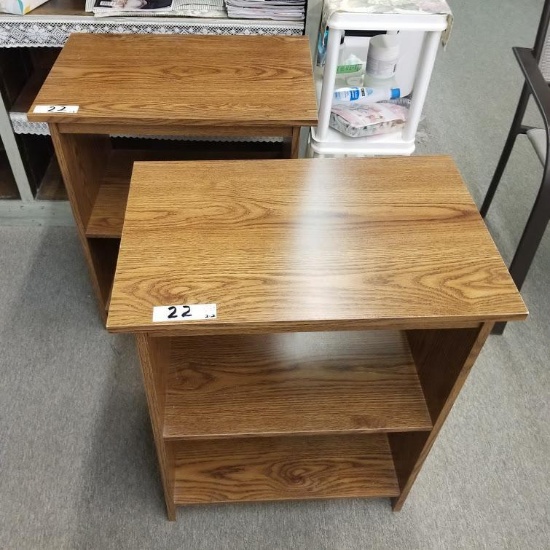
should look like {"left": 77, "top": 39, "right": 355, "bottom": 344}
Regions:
{"left": 173, "top": 434, "right": 400, "bottom": 505}
{"left": 29, "top": 34, "right": 317, "bottom": 129}
{"left": 107, "top": 157, "right": 527, "bottom": 334}
{"left": 389, "top": 322, "right": 494, "bottom": 510}
{"left": 106, "top": 156, "right": 526, "bottom": 519}
{"left": 30, "top": 34, "right": 315, "bottom": 315}
{"left": 136, "top": 334, "right": 176, "bottom": 520}
{"left": 164, "top": 331, "right": 432, "bottom": 440}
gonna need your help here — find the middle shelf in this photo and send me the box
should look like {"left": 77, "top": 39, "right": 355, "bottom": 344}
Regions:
{"left": 163, "top": 330, "right": 433, "bottom": 440}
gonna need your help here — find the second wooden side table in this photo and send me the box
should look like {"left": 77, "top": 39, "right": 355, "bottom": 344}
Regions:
{"left": 28, "top": 33, "right": 317, "bottom": 322}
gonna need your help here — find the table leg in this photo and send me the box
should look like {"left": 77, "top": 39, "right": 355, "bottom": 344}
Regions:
{"left": 136, "top": 334, "right": 176, "bottom": 520}
{"left": 50, "top": 125, "right": 113, "bottom": 321}
{"left": 283, "top": 126, "right": 301, "bottom": 158}
{"left": 389, "top": 322, "right": 494, "bottom": 510}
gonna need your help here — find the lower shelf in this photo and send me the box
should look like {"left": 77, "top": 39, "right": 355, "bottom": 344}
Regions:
{"left": 173, "top": 433, "right": 400, "bottom": 505}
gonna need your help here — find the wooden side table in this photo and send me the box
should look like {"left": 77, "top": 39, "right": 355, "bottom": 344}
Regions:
{"left": 106, "top": 156, "right": 526, "bottom": 520}
{"left": 28, "top": 34, "right": 317, "bottom": 321}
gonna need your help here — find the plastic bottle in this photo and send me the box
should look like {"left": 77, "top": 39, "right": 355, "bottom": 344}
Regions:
{"left": 333, "top": 86, "right": 401, "bottom": 105}
{"left": 364, "top": 32, "right": 400, "bottom": 88}
{"left": 337, "top": 34, "right": 346, "bottom": 65}
{"left": 336, "top": 54, "right": 366, "bottom": 86}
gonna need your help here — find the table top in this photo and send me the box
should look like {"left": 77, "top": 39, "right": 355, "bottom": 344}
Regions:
{"left": 29, "top": 34, "right": 317, "bottom": 128}
{"left": 107, "top": 156, "right": 527, "bottom": 334}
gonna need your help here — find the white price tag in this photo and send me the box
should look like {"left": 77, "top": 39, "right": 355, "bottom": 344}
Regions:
{"left": 33, "top": 105, "right": 79, "bottom": 114}
{"left": 152, "top": 303, "right": 217, "bottom": 323}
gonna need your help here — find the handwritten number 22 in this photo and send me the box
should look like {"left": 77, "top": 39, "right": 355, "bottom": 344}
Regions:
{"left": 167, "top": 305, "right": 191, "bottom": 319}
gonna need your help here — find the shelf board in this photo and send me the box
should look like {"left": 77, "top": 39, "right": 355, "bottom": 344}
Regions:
{"left": 164, "top": 331, "right": 432, "bottom": 440}
{"left": 36, "top": 157, "right": 67, "bottom": 201}
{"left": 86, "top": 151, "right": 134, "bottom": 239}
{"left": 312, "top": 75, "right": 415, "bottom": 155}
{"left": 86, "top": 143, "right": 284, "bottom": 239}
{"left": 173, "top": 433, "right": 400, "bottom": 505}
{"left": 310, "top": 125, "right": 415, "bottom": 156}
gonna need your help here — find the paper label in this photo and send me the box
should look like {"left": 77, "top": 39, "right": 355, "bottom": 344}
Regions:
{"left": 336, "top": 63, "right": 363, "bottom": 74}
{"left": 152, "top": 303, "right": 217, "bottom": 323}
{"left": 33, "top": 105, "right": 79, "bottom": 114}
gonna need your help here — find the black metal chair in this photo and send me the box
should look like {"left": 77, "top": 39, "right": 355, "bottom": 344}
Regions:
{"left": 481, "top": 0, "right": 550, "bottom": 334}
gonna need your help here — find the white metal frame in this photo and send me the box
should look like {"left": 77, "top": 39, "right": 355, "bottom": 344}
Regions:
{"left": 310, "top": 12, "right": 448, "bottom": 157}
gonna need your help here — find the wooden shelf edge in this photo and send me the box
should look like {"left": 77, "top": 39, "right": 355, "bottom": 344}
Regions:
{"left": 164, "top": 425, "right": 433, "bottom": 442}
{"left": 85, "top": 150, "right": 133, "bottom": 239}
{"left": 173, "top": 433, "right": 400, "bottom": 505}
{"left": 163, "top": 331, "right": 433, "bottom": 440}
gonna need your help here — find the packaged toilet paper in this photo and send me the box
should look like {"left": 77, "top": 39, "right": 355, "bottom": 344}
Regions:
{"left": 330, "top": 101, "right": 409, "bottom": 138}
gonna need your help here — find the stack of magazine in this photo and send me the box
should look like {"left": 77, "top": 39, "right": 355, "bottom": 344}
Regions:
{"left": 87, "top": 0, "right": 305, "bottom": 19}
{"left": 225, "top": 0, "right": 305, "bottom": 20}
{"left": 87, "top": 0, "right": 226, "bottom": 17}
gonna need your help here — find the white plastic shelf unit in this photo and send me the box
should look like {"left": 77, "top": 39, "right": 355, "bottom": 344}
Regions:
{"left": 310, "top": 12, "right": 448, "bottom": 157}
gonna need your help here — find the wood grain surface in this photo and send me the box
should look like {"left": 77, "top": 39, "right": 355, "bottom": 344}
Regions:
{"left": 163, "top": 331, "right": 432, "bottom": 439}
{"left": 29, "top": 34, "right": 317, "bottom": 128}
{"left": 136, "top": 334, "right": 176, "bottom": 520}
{"left": 56, "top": 123, "right": 294, "bottom": 138}
{"left": 389, "top": 322, "right": 493, "bottom": 511}
{"left": 107, "top": 156, "right": 527, "bottom": 334}
{"left": 50, "top": 126, "right": 112, "bottom": 318}
{"left": 88, "top": 238, "right": 120, "bottom": 310}
{"left": 173, "top": 434, "right": 400, "bottom": 504}
{"left": 86, "top": 144, "right": 284, "bottom": 239}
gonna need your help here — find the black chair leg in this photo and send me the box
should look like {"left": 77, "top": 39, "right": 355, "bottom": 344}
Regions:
{"left": 481, "top": 83, "right": 531, "bottom": 218}
{"left": 493, "top": 168, "right": 550, "bottom": 334}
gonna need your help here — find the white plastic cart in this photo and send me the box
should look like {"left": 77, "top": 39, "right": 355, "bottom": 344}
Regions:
{"left": 310, "top": 2, "right": 451, "bottom": 157}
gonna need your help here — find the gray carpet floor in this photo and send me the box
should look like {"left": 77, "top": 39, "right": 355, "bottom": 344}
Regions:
{"left": 1, "top": 0, "right": 549, "bottom": 548}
